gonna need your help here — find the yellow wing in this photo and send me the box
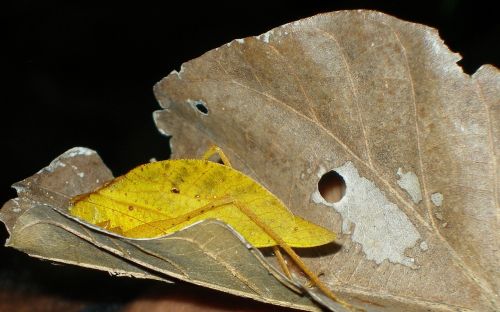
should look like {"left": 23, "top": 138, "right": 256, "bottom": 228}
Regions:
{"left": 70, "top": 159, "right": 335, "bottom": 248}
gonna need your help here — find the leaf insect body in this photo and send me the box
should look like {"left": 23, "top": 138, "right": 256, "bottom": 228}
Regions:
{"left": 70, "top": 145, "right": 361, "bottom": 311}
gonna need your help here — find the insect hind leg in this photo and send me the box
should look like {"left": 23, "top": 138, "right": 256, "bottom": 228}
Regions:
{"left": 231, "top": 198, "right": 357, "bottom": 311}
{"left": 273, "top": 246, "right": 292, "bottom": 279}
{"left": 123, "top": 196, "right": 235, "bottom": 237}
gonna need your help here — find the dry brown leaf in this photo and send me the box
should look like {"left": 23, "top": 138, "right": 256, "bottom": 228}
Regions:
{"left": 0, "top": 147, "right": 320, "bottom": 311}
{"left": 153, "top": 10, "right": 500, "bottom": 311}
{"left": 0, "top": 148, "right": 160, "bottom": 281}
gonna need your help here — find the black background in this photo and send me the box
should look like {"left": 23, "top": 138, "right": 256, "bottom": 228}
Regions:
{"left": 2, "top": 1, "right": 499, "bottom": 310}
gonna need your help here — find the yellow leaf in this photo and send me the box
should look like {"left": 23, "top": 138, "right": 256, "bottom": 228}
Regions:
{"left": 69, "top": 159, "right": 335, "bottom": 248}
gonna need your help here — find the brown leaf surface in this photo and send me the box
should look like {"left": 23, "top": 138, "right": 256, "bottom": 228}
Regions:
{"left": 153, "top": 10, "right": 500, "bottom": 311}
{"left": 0, "top": 148, "right": 321, "bottom": 311}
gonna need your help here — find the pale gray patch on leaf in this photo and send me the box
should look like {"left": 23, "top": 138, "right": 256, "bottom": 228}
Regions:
{"left": 396, "top": 168, "right": 423, "bottom": 204}
{"left": 44, "top": 159, "right": 67, "bottom": 172}
{"left": 312, "top": 162, "right": 421, "bottom": 267}
{"left": 65, "top": 147, "right": 95, "bottom": 157}
{"left": 10, "top": 198, "right": 21, "bottom": 213}
{"left": 420, "top": 241, "right": 429, "bottom": 251}
{"left": 42, "top": 147, "right": 96, "bottom": 173}
{"left": 431, "top": 192, "right": 444, "bottom": 207}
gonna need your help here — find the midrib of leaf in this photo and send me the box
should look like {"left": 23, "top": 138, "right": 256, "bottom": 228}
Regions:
{"left": 264, "top": 43, "right": 322, "bottom": 127}
{"left": 164, "top": 236, "right": 264, "bottom": 295}
{"left": 11, "top": 216, "right": 166, "bottom": 281}
{"left": 30, "top": 219, "right": 174, "bottom": 277}
{"left": 311, "top": 26, "right": 374, "bottom": 169}
{"left": 376, "top": 18, "right": 498, "bottom": 306}
{"left": 17, "top": 215, "right": 277, "bottom": 304}
{"left": 474, "top": 80, "right": 499, "bottom": 213}
{"left": 215, "top": 67, "right": 433, "bottom": 232}
{"left": 372, "top": 17, "right": 437, "bottom": 231}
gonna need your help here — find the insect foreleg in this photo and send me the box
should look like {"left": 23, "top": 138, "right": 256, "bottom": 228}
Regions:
{"left": 201, "top": 145, "right": 233, "bottom": 167}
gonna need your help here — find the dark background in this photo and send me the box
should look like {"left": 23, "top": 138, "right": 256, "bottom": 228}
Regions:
{"left": 2, "top": 1, "right": 499, "bottom": 311}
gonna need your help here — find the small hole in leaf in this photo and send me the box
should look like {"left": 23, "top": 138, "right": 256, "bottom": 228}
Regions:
{"left": 193, "top": 101, "right": 209, "bottom": 115}
{"left": 318, "top": 171, "right": 346, "bottom": 203}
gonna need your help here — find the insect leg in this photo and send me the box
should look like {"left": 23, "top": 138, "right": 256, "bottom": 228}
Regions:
{"left": 232, "top": 199, "right": 357, "bottom": 311}
{"left": 273, "top": 246, "right": 292, "bottom": 279}
{"left": 123, "top": 196, "right": 235, "bottom": 237}
{"left": 201, "top": 145, "right": 233, "bottom": 167}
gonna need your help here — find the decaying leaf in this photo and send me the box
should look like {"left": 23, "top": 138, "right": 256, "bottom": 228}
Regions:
{"left": 0, "top": 148, "right": 322, "bottom": 311}
{"left": 153, "top": 10, "right": 499, "bottom": 312}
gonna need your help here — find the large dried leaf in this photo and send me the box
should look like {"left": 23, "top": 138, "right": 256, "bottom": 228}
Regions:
{"left": 153, "top": 10, "right": 499, "bottom": 311}
{"left": 0, "top": 147, "right": 321, "bottom": 311}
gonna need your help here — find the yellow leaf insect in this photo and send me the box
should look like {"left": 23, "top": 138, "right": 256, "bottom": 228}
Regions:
{"left": 69, "top": 146, "right": 356, "bottom": 311}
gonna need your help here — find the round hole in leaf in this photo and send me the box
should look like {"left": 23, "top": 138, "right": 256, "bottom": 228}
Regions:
{"left": 318, "top": 171, "right": 346, "bottom": 203}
